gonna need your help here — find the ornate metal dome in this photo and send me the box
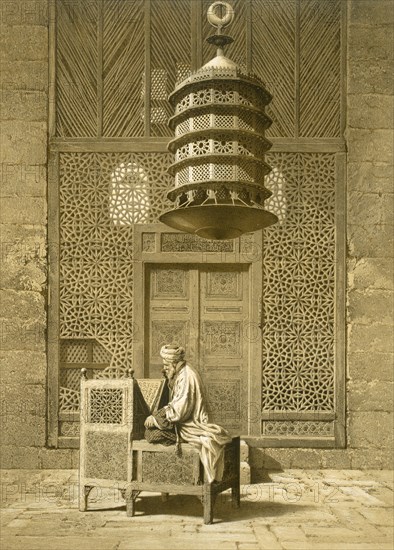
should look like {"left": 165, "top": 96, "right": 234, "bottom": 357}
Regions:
{"left": 159, "top": 1, "right": 278, "bottom": 240}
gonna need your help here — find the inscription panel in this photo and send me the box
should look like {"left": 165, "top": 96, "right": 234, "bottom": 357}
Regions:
{"left": 263, "top": 420, "right": 334, "bottom": 437}
{"left": 60, "top": 421, "right": 80, "bottom": 437}
{"left": 161, "top": 233, "right": 234, "bottom": 253}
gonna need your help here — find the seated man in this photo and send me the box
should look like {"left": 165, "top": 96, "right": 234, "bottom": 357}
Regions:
{"left": 144, "top": 344, "right": 232, "bottom": 483}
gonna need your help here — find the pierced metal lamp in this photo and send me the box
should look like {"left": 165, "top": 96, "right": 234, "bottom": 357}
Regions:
{"left": 159, "top": 1, "right": 278, "bottom": 240}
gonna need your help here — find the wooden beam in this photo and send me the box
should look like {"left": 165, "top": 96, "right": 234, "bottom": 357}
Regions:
{"left": 334, "top": 152, "right": 347, "bottom": 448}
{"left": 244, "top": 436, "right": 336, "bottom": 449}
{"left": 144, "top": 0, "right": 151, "bottom": 136}
{"left": 246, "top": 0, "right": 252, "bottom": 72}
{"left": 59, "top": 363, "right": 109, "bottom": 369}
{"left": 47, "top": 151, "right": 60, "bottom": 448}
{"left": 295, "top": 0, "right": 301, "bottom": 137}
{"left": 261, "top": 411, "right": 335, "bottom": 421}
{"left": 97, "top": 0, "right": 104, "bottom": 137}
{"left": 248, "top": 230, "right": 263, "bottom": 437}
{"left": 49, "top": 137, "right": 346, "bottom": 153}
{"left": 48, "top": 0, "right": 57, "bottom": 138}
{"left": 340, "top": 0, "right": 348, "bottom": 138}
{"left": 191, "top": 0, "right": 202, "bottom": 70}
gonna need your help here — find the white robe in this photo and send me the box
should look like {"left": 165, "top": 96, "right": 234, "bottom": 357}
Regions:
{"left": 164, "top": 364, "right": 232, "bottom": 483}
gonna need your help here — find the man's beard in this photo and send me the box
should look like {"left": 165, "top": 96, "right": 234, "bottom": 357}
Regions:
{"left": 162, "top": 369, "right": 175, "bottom": 379}
{"left": 165, "top": 362, "right": 185, "bottom": 389}
{"left": 165, "top": 371, "right": 176, "bottom": 391}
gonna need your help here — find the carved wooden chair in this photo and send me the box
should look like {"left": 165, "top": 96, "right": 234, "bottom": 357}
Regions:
{"left": 126, "top": 437, "right": 240, "bottom": 524}
{"left": 79, "top": 369, "right": 165, "bottom": 511}
{"left": 79, "top": 370, "right": 240, "bottom": 524}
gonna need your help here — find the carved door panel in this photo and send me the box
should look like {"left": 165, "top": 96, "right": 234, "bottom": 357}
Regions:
{"left": 199, "top": 266, "right": 249, "bottom": 434}
{"left": 146, "top": 264, "right": 249, "bottom": 435}
{"left": 147, "top": 264, "right": 198, "bottom": 378}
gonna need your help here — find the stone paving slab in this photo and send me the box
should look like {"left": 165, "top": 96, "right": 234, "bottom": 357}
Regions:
{"left": 269, "top": 525, "right": 307, "bottom": 541}
{"left": 330, "top": 506, "right": 390, "bottom": 537}
{"left": 282, "top": 543, "right": 394, "bottom": 550}
{"left": 0, "top": 536, "right": 120, "bottom": 550}
{"left": 368, "top": 486, "right": 394, "bottom": 506}
{"left": 358, "top": 507, "right": 394, "bottom": 526}
{"left": 0, "top": 469, "right": 393, "bottom": 550}
{"left": 252, "top": 528, "right": 282, "bottom": 550}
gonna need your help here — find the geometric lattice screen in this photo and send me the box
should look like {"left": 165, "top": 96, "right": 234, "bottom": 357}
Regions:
{"left": 263, "top": 153, "right": 335, "bottom": 411}
{"left": 262, "top": 153, "right": 336, "bottom": 437}
{"left": 58, "top": 152, "right": 337, "bottom": 424}
{"left": 59, "top": 153, "right": 173, "bottom": 413}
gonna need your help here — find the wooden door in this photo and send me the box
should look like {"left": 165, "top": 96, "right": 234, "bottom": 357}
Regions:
{"left": 146, "top": 263, "right": 249, "bottom": 434}
{"left": 199, "top": 265, "right": 249, "bottom": 434}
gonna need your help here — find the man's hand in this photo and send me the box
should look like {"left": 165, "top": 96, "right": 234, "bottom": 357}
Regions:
{"left": 144, "top": 415, "right": 156, "bottom": 428}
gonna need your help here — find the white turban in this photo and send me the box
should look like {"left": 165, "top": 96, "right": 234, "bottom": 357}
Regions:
{"left": 160, "top": 344, "right": 185, "bottom": 362}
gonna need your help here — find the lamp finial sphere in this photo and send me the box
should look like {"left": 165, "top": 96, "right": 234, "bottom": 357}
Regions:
{"left": 207, "top": 2, "right": 234, "bottom": 30}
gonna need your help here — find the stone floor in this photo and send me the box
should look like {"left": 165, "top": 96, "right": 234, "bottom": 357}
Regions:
{"left": 0, "top": 469, "right": 393, "bottom": 550}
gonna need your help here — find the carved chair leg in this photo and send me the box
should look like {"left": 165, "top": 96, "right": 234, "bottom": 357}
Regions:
{"left": 79, "top": 485, "right": 92, "bottom": 512}
{"left": 161, "top": 492, "right": 169, "bottom": 502}
{"left": 203, "top": 483, "right": 216, "bottom": 525}
{"left": 126, "top": 490, "right": 140, "bottom": 517}
{"left": 231, "top": 484, "right": 240, "bottom": 508}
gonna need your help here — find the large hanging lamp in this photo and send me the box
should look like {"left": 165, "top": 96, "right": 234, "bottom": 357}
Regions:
{"left": 159, "top": 1, "right": 278, "bottom": 240}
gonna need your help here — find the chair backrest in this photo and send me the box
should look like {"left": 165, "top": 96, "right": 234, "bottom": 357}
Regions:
{"left": 79, "top": 375, "right": 167, "bottom": 487}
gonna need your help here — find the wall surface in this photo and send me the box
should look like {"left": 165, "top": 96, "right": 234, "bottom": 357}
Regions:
{"left": 0, "top": 0, "right": 393, "bottom": 470}
{"left": 0, "top": 0, "right": 77, "bottom": 468}
{"left": 345, "top": 0, "right": 393, "bottom": 468}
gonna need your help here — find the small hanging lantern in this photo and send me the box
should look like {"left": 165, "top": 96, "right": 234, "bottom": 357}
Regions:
{"left": 159, "top": 1, "right": 278, "bottom": 240}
